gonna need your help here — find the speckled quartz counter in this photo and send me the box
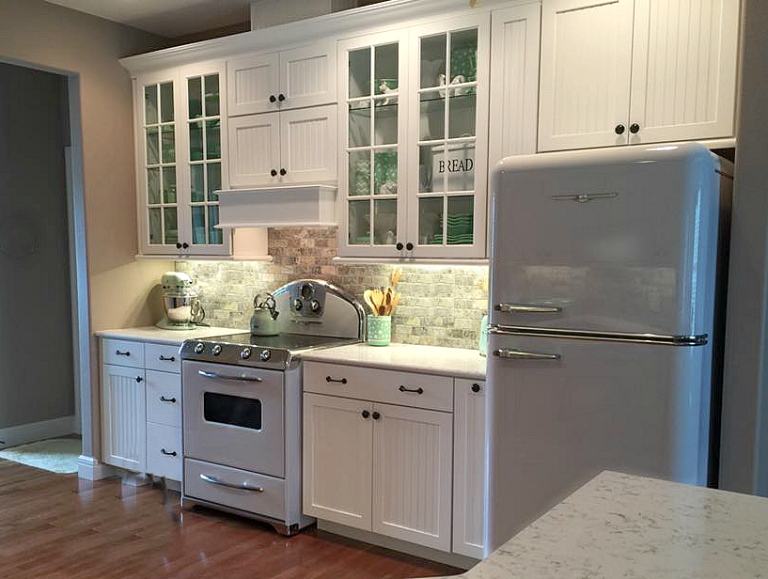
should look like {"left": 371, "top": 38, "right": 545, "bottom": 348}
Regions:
{"left": 451, "top": 471, "right": 768, "bottom": 579}
{"left": 95, "top": 326, "right": 241, "bottom": 346}
{"left": 301, "top": 342, "right": 487, "bottom": 380}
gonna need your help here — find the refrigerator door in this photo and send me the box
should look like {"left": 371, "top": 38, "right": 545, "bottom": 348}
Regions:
{"left": 489, "top": 143, "right": 721, "bottom": 337}
{"left": 485, "top": 332, "right": 712, "bottom": 553}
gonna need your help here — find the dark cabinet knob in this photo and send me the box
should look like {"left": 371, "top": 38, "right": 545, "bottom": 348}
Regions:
{"left": 630, "top": 123, "right": 640, "bottom": 134}
{"left": 135, "top": 376, "right": 143, "bottom": 383}
{"left": 182, "top": 242, "right": 189, "bottom": 249}
{"left": 406, "top": 242, "right": 414, "bottom": 251}
{"left": 176, "top": 243, "right": 182, "bottom": 249}
{"left": 362, "top": 410, "right": 370, "bottom": 419}
{"left": 471, "top": 383, "right": 481, "bottom": 393}
{"left": 280, "top": 168, "right": 287, "bottom": 176}
{"left": 269, "top": 95, "right": 277, "bottom": 103}
{"left": 396, "top": 242, "right": 404, "bottom": 251}
{"left": 615, "top": 124, "right": 626, "bottom": 135}
{"left": 372, "top": 411, "right": 381, "bottom": 420}
{"left": 278, "top": 93, "right": 286, "bottom": 102}
{"left": 271, "top": 169, "right": 278, "bottom": 176}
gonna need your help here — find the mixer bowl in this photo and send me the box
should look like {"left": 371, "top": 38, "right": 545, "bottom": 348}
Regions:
{"left": 163, "top": 295, "right": 195, "bottom": 323}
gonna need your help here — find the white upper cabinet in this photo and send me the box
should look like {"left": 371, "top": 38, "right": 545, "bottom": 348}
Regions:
{"left": 227, "top": 43, "right": 337, "bottom": 117}
{"left": 228, "top": 112, "right": 281, "bottom": 187}
{"left": 628, "top": 0, "right": 740, "bottom": 144}
{"left": 538, "top": 0, "right": 635, "bottom": 152}
{"left": 135, "top": 62, "right": 232, "bottom": 257}
{"left": 280, "top": 105, "right": 338, "bottom": 183}
{"left": 489, "top": 3, "right": 542, "bottom": 163}
{"left": 539, "top": 0, "right": 740, "bottom": 152}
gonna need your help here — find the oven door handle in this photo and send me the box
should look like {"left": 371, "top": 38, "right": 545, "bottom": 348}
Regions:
{"left": 200, "top": 473, "right": 264, "bottom": 493}
{"left": 197, "top": 370, "right": 263, "bottom": 383}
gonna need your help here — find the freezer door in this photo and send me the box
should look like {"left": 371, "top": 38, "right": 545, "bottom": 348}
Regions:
{"left": 489, "top": 144, "right": 721, "bottom": 336}
{"left": 484, "top": 332, "right": 712, "bottom": 554}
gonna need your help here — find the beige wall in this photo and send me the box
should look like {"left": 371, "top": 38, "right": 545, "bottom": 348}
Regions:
{"left": 0, "top": 0, "right": 173, "bottom": 456}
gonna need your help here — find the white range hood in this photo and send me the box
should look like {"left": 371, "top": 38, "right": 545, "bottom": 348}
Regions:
{"left": 216, "top": 184, "right": 337, "bottom": 228}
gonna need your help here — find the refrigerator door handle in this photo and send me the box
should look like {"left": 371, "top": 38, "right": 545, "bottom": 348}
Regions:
{"left": 494, "top": 303, "right": 562, "bottom": 314}
{"left": 493, "top": 348, "right": 561, "bottom": 361}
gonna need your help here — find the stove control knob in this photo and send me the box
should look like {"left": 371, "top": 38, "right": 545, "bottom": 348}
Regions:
{"left": 293, "top": 298, "right": 303, "bottom": 311}
{"left": 310, "top": 299, "right": 321, "bottom": 313}
{"left": 212, "top": 344, "right": 222, "bottom": 356}
{"left": 260, "top": 349, "right": 271, "bottom": 362}
{"left": 194, "top": 343, "right": 205, "bottom": 354}
{"left": 240, "top": 347, "right": 252, "bottom": 360}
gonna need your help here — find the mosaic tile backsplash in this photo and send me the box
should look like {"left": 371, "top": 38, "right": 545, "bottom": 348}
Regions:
{"left": 176, "top": 227, "right": 489, "bottom": 350}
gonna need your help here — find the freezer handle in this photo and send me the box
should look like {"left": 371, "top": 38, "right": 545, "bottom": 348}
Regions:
{"left": 494, "top": 303, "right": 562, "bottom": 314}
{"left": 493, "top": 348, "right": 561, "bottom": 361}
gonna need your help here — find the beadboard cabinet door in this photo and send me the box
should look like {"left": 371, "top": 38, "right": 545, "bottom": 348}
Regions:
{"left": 538, "top": 0, "right": 634, "bottom": 151}
{"left": 488, "top": 3, "right": 542, "bottom": 164}
{"left": 628, "top": 0, "right": 740, "bottom": 145}
{"left": 303, "top": 394, "right": 374, "bottom": 531}
{"left": 228, "top": 113, "right": 281, "bottom": 187}
{"left": 279, "top": 43, "right": 337, "bottom": 110}
{"left": 371, "top": 403, "right": 453, "bottom": 552}
{"left": 227, "top": 53, "right": 280, "bottom": 117}
{"left": 279, "top": 105, "right": 337, "bottom": 184}
{"left": 453, "top": 379, "right": 486, "bottom": 559}
{"left": 101, "top": 364, "right": 146, "bottom": 472}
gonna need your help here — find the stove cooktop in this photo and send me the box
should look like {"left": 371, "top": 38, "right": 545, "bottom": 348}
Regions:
{"left": 180, "top": 332, "right": 359, "bottom": 370}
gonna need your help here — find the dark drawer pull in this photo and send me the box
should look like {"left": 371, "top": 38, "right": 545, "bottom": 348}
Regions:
{"left": 399, "top": 385, "right": 424, "bottom": 394}
{"left": 159, "top": 355, "right": 175, "bottom": 362}
{"left": 160, "top": 449, "right": 177, "bottom": 457}
{"left": 116, "top": 350, "right": 131, "bottom": 356}
{"left": 326, "top": 376, "right": 348, "bottom": 384}
{"left": 160, "top": 396, "right": 177, "bottom": 403}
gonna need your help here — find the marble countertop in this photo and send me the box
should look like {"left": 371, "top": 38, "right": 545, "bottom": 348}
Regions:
{"left": 301, "top": 342, "right": 487, "bottom": 380}
{"left": 95, "top": 326, "right": 242, "bottom": 346}
{"left": 451, "top": 471, "right": 768, "bottom": 579}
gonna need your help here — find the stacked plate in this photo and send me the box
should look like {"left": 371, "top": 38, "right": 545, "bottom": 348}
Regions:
{"left": 431, "top": 213, "right": 473, "bottom": 245}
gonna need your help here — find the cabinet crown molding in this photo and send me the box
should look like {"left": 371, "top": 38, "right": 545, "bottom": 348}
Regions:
{"left": 119, "top": 0, "right": 540, "bottom": 75}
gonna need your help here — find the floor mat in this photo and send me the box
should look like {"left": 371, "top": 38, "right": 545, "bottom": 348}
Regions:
{"left": 0, "top": 437, "right": 81, "bottom": 474}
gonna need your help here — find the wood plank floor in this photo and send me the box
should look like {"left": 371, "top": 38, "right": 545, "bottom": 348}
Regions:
{"left": 0, "top": 459, "right": 461, "bottom": 579}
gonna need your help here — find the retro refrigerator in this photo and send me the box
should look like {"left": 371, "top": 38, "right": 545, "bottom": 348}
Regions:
{"left": 485, "top": 143, "right": 732, "bottom": 553}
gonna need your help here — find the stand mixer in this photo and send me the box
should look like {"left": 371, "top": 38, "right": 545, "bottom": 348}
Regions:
{"left": 156, "top": 272, "right": 205, "bottom": 330}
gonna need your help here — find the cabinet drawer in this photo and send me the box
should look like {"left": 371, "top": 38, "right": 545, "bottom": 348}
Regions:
{"left": 303, "top": 362, "right": 453, "bottom": 412}
{"left": 146, "top": 422, "right": 182, "bottom": 480}
{"left": 184, "top": 458, "right": 286, "bottom": 521}
{"left": 145, "top": 343, "right": 182, "bottom": 373}
{"left": 102, "top": 339, "right": 144, "bottom": 368}
{"left": 146, "top": 370, "right": 182, "bottom": 428}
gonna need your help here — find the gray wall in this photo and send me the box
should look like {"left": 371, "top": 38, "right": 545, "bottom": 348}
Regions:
{"left": 0, "top": 63, "right": 74, "bottom": 428}
{"left": 719, "top": 0, "right": 768, "bottom": 496}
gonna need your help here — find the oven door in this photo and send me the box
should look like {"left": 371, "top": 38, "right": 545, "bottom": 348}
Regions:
{"left": 182, "top": 360, "right": 284, "bottom": 478}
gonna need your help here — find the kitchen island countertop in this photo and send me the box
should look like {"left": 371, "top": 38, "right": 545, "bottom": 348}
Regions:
{"left": 441, "top": 470, "right": 768, "bottom": 579}
{"left": 301, "top": 342, "right": 487, "bottom": 380}
{"left": 95, "top": 325, "right": 241, "bottom": 346}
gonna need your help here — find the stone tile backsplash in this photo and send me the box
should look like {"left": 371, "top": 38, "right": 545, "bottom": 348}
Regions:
{"left": 176, "top": 227, "right": 489, "bottom": 350}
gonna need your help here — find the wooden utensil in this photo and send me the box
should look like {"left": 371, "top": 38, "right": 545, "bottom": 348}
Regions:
{"left": 363, "top": 290, "right": 378, "bottom": 315}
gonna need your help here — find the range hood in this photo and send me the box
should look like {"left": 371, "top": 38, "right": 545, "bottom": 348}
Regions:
{"left": 216, "top": 185, "right": 337, "bottom": 228}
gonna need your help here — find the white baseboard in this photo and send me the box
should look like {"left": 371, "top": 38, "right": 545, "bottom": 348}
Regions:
{"left": 77, "top": 455, "right": 117, "bottom": 480}
{"left": 317, "top": 520, "right": 479, "bottom": 570}
{"left": 0, "top": 415, "right": 77, "bottom": 449}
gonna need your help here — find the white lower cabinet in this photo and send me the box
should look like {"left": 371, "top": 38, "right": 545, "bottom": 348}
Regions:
{"left": 100, "top": 338, "right": 183, "bottom": 482}
{"left": 453, "top": 379, "right": 486, "bottom": 559}
{"left": 101, "top": 364, "right": 147, "bottom": 472}
{"left": 302, "top": 393, "right": 373, "bottom": 529}
{"left": 372, "top": 403, "right": 453, "bottom": 552}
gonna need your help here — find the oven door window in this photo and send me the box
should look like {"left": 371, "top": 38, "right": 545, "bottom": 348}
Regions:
{"left": 203, "top": 392, "right": 262, "bottom": 430}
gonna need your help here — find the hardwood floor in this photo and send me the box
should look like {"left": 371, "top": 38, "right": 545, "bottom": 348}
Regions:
{"left": 0, "top": 459, "right": 460, "bottom": 579}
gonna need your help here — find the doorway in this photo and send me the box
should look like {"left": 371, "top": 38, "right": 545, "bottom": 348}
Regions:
{"left": 0, "top": 61, "right": 83, "bottom": 473}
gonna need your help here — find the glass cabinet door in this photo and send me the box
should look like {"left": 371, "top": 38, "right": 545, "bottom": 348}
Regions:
{"left": 339, "top": 31, "right": 408, "bottom": 257}
{"left": 141, "top": 76, "right": 180, "bottom": 252}
{"left": 408, "top": 15, "right": 490, "bottom": 259}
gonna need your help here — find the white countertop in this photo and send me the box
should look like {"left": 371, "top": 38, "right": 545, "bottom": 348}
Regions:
{"left": 455, "top": 471, "right": 768, "bottom": 579}
{"left": 301, "top": 342, "right": 487, "bottom": 380}
{"left": 95, "top": 326, "right": 242, "bottom": 346}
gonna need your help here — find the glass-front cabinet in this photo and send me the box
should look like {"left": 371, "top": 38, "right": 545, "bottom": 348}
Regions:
{"left": 338, "top": 15, "right": 489, "bottom": 259}
{"left": 338, "top": 30, "right": 409, "bottom": 258}
{"left": 135, "top": 63, "right": 231, "bottom": 257}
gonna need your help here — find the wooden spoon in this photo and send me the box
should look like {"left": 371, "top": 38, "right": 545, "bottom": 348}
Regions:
{"left": 383, "top": 289, "right": 393, "bottom": 315}
{"left": 363, "top": 290, "right": 378, "bottom": 315}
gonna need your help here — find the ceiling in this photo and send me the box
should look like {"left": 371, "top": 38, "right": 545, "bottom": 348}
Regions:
{"left": 44, "top": 0, "right": 253, "bottom": 38}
